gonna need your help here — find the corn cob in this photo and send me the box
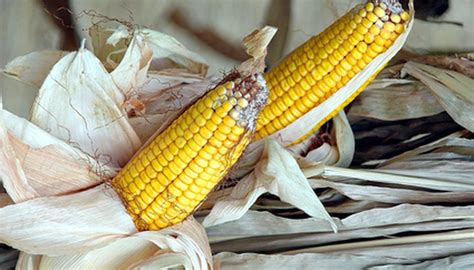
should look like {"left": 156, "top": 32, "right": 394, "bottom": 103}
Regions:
{"left": 112, "top": 73, "right": 268, "bottom": 231}
{"left": 256, "top": 0, "right": 411, "bottom": 143}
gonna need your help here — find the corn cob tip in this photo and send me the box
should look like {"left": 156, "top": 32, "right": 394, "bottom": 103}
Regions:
{"left": 219, "top": 72, "right": 268, "bottom": 131}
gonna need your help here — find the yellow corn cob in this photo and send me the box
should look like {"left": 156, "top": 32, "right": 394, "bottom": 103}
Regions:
{"left": 112, "top": 73, "right": 268, "bottom": 231}
{"left": 256, "top": 0, "right": 411, "bottom": 143}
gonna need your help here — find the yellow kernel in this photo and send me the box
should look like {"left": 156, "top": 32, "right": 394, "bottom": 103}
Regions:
{"left": 174, "top": 180, "right": 188, "bottom": 192}
{"left": 215, "top": 86, "right": 226, "bottom": 97}
{"left": 364, "top": 33, "right": 375, "bottom": 43}
{"left": 365, "top": 2, "right": 374, "bottom": 12}
{"left": 367, "top": 12, "right": 378, "bottom": 23}
{"left": 384, "top": 22, "right": 396, "bottom": 32}
{"left": 395, "top": 24, "right": 405, "bottom": 34}
{"left": 400, "top": 11, "right": 410, "bottom": 21}
{"left": 390, "top": 14, "right": 401, "bottom": 24}
{"left": 380, "top": 29, "right": 391, "bottom": 40}
{"left": 374, "top": 35, "right": 386, "bottom": 47}
{"left": 374, "top": 7, "right": 385, "bottom": 18}
{"left": 223, "top": 117, "right": 236, "bottom": 127}
{"left": 184, "top": 190, "right": 198, "bottom": 199}
{"left": 184, "top": 167, "right": 198, "bottom": 179}
{"left": 177, "top": 195, "right": 191, "bottom": 206}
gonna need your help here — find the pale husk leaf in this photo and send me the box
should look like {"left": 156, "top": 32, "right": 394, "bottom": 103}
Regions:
{"left": 202, "top": 140, "right": 335, "bottom": 231}
{"left": 29, "top": 46, "right": 141, "bottom": 168}
{"left": 293, "top": 110, "right": 354, "bottom": 167}
{"left": 0, "top": 183, "right": 212, "bottom": 269}
{"left": 38, "top": 237, "right": 158, "bottom": 270}
{"left": 348, "top": 79, "right": 444, "bottom": 121}
{"left": 329, "top": 110, "right": 354, "bottom": 167}
{"left": 369, "top": 253, "right": 474, "bottom": 270}
{"left": 303, "top": 163, "right": 474, "bottom": 192}
{"left": 15, "top": 253, "right": 41, "bottom": 270}
{"left": 379, "top": 133, "right": 471, "bottom": 167}
{"left": 310, "top": 179, "right": 474, "bottom": 204}
{"left": 0, "top": 185, "right": 136, "bottom": 256}
{"left": 110, "top": 33, "right": 153, "bottom": 95}
{"left": 0, "top": 109, "right": 114, "bottom": 202}
{"left": 129, "top": 79, "right": 212, "bottom": 143}
{"left": 214, "top": 252, "right": 415, "bottom": 270}
{"left": 403, "top": 61, "right": 474, "bottom": 132}
{"left": 140, "top": 28, "right": 208, "bottom": 76}
{"left": 283, "top": 230, "right": 474, "bottom": 260}
{"left": 211, "top": 219, "right": 474, "bottom": 254}
{"left": 36, "top": 218, "right": 212, "bottom": 270}
{"left": 206, "top": 204, "right": 474, "bottom": 242}
{"left": 3, "top": 50, "right": 68, "bottom": 88}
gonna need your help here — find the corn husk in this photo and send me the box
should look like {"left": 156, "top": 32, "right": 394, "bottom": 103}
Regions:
{"left": 402, "top": 61, "right": 474, "bottom": 132}
{"left": 236, "top": 1, "right": 415, "bottom": 176}
{"left": 348, "top": 78, "right": 444, "bottom": 121}
{"left": 0, "top": 22, "right": 278, "bottom": 269}
{"left": 3, "top": 51, "right": 68, "bottom": 88}
{"left": 29, "top": 42, "right": 142, "bottom": 168}
{"left": 202, "top": 139, "right": 336, "bottom": 231}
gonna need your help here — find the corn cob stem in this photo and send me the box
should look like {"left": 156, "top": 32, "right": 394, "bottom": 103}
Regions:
{"left": 112, "top": 72, "right": 268, "bottom": 231}
{"left": 255, "top": 0, "right": 411, "bottom": 143}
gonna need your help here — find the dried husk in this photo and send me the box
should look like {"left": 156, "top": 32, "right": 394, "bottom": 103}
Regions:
{"left": 348, "top": 78, "right": 444, "bottom": 121}
{"left": 202, "top": 139, "right": 336, "bottom": 231}
{"left": 214, "top": 252, "right": 415, "bottom": 270}
{"left": 402, "top": 61, "right": 474, "bottom": 132}
{"left": 29, "top": 43, "right": 142, "bottom": 168}
{"left": 0, "top": 109, "right": 114, "bottom": 202}
{"left": 3, "top": 50, "right": 68, "bottom": 88}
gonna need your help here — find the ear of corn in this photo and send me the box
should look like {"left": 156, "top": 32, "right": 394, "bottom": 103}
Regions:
{"left": 112, "top": 73, "right": 268, "bottom": 231}
{"left": 255, "top": 0, "right": 411, "bottom": 144}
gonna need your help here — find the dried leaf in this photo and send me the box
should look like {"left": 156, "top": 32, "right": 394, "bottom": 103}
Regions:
{"left": 214, "top": 252, "right": 415, "bottom": 270}
{"left": 349, "top": 79, "right": 444, "bottom": 121}
{"left": 403, "top": 61, "right": 474, "bottom": 132}
{"left": 38, "top": 218, "right": 212, "bottom": 270}
{"left": 238, "top": 26, "right": 277, "bottom": 74}
{"left": 283, "top": 230, "right": 474, "bottom": 261}
{"left": 0, "top": 185, "right": 136, "bottom": 256}
{"left": 140, "top": 28, "right": 208, "bottom": 75}
{"left": 29, "top": 45, "right": 141, "bottom": 168}
{"left": 0, "top": 109, "right": 114, "bottom": 203}
{"left": 303, "top": 164, "right": 474, "bottom": 192}
{"left": 203, "top": 140, "right": 336, "bottom": 231}
{"left": 3, "top": 50, "right": 68, "bottom": 88}
{"left": 129, "top": 79, "right": 212, "bottom": 143}
{"left": 310, "top": 179, "right": 474, "bottom": 204}
{"left": 211, "top": 219, "right": 474, "bottom": 254}
{"left": 111, "top": 33, "right": 153, "bottom": 95}
{"left": 207, "top": 204, "right": 474, "bottom": 242}
{"left": 369, "top": 253, "right": 474, "bottom": 270}
{"left": 15, "top": 253, "right": 40, "bottom": 270}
